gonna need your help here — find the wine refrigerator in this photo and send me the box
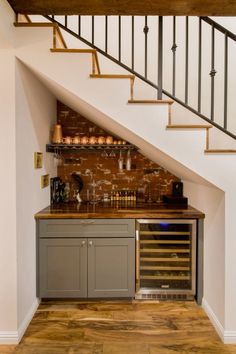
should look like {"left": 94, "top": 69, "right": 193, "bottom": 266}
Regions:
{"left": 136, "top": 219, "right": 196, "bottom": 300}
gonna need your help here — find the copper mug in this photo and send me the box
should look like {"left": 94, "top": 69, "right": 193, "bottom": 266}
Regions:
{"left": 106, "top": 136, "right": 113, "bottom": 144}
{"left": 89, "top": 136, "right": 97, "bottom": 144}
{"left": 52, "top": 124, "right": 62, "bottom": 143}
{"left": 97, "top": 136, "right": 105, "bottom": 144}
{"left": 72, "top": 136, "right": 80, "bottom": 144}
{"left": 81, "top": 136, "right": 89, "bottom": 144}
{"left": 62, "top": 136, "right": 72, "bottom": 144}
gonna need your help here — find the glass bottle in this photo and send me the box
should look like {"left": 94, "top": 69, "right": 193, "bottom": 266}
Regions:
{"left": 64, "top": 182, "right": 70, "bottom": 202}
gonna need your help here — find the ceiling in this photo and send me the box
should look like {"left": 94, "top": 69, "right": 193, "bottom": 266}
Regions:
{"left": 7, "top": 0, "right": 236, "bottom": 16}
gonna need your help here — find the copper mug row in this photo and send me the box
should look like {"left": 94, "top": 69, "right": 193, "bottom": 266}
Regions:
{"left": 52, "top": 124, "right": 127, "bottom": 145}
{"left": 59, "top": 136, "right": 116, "bottom": 145}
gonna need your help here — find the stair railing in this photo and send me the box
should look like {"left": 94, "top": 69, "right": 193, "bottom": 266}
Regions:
{"left": 42, "top": 15, "right": 236, "bottom": 140}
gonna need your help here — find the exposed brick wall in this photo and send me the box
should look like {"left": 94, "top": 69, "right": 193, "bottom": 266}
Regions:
{"left": 56, "top": 101, "right": 180, "bottom": 202}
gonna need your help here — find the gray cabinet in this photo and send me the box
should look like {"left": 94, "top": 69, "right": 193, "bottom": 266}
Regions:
{"left": 88, "top": 238, "right": 135, "bottom": 298}
{"left": 39, "top": 238, "right": 87, "bottom": 298}
{"left": 37, "top": 219, "right": 135, "bottom": 299}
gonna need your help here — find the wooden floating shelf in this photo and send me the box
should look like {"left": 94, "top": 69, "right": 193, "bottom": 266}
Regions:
{"left": 46, "top": 143, "right": 138, "bottom": 153}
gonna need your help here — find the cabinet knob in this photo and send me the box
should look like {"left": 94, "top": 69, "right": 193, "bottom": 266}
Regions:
{"left": 81, "top": 240, "right": 86, "bottom": 246}
{"left": 88, "top": 240, "right": 93, "bottom": 247}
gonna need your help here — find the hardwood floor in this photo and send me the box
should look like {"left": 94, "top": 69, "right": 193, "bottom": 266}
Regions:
{"left": 1, "top": 300, "right": 236, "bottom": 354}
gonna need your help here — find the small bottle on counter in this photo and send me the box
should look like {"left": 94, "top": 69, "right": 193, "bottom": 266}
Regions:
{"left": 64, "top": 182, "right": 70, "bottom": 202}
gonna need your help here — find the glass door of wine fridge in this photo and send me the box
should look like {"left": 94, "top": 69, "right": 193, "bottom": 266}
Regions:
{"left": 136, "top": 219, "right": 196, "bottom": 299}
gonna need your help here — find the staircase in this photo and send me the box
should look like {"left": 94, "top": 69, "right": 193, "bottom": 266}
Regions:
{"left": 13, "top": 15, "right": 236, "bottom": 190}
{"left": 15, "top": 14, "right": 236, "bottom": 154}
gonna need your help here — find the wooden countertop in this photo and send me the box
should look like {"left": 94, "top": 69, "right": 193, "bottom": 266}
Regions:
{"left": 35, "top": 202, "right": 205, "bottom": 219}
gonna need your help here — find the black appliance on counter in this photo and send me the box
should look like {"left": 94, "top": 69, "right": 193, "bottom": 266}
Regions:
{"left": 163, "top": 181, "right": 188, "bottom": 207}
{"left": 50, "top": 177, "right": 65, "bottom": 204}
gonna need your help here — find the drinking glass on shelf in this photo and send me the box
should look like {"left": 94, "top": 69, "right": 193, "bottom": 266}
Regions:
{"left": 126, "top": 150, "right": 131, "bottom": 170}
{"left": 54, "top": 149, "right": 63, "bottom": 167}
{"left": 118, "top": 150, "right": 124, "bottom": 171}
{"left": 101, "top": 149, "right": 108, "bottom": 157}
{"left": 57, "top": 150, "right": 63, "bottom": 166}
{"left": 109, "top": 150, "right": 116, "bottom": 158}
{"left": 53, "top": 148, "right": 60, "bottom": 167}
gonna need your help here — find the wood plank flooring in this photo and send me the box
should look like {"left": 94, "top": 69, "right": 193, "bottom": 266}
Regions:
{"left": 1, "top": 300, "right": 236, "bottom": 354}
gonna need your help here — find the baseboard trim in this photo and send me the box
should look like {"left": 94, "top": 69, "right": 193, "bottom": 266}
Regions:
{"left": 202, "top": 298, "right": 224, "bottom": 341}
{"left": 0, "top": 298, "right": 39, "bottom": 344}
{"left": 223, "top": 331, "right": 236, "bottom": 344}
{"left": 0, "top": 331, "right": 18, "bottom": 344}
{"left": 17, "top": 298, "right": 39, "bottom": 343}
{"left": 202, "top": 298, "right": 236, "bottom": 344}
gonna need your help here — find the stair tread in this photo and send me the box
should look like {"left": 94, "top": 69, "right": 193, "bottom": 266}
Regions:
{"left": 205, "top": 149, "right": 236, "bottom": 153}
{"left": 14, "top": 22, "right": 55, "bottom": 27}
{"left": 51, "top": 48, "right": 96, "bottom": 53}
{"left": 128, "top": 99, "right": 174, "bottom": 104}
{"left": 90, "top": 74, "right": 135, "bottom": 79}
{"left": 167, "top": 124, "right": 212, "bottom": 129}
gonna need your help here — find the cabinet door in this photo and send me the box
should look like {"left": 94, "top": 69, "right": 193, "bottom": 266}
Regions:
{"left": 88, "top": 238, "right": 135, "bottom": 298}
{"left": 39, "top": 238, "right": 87, "bottom": 298}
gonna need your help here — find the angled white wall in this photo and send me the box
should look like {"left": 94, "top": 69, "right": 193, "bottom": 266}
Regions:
{"left": 15, "top": 60, "right": 56, "bottom": 337}
{"left": 0, "top": 0, "right": 57, "bottom": 343}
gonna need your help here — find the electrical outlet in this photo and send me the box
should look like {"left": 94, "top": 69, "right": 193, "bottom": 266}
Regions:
{"left": 34, "top": 152, "right": 43, "bottom": 169}
{"left": 41, "top": 174, "right": 49, "bottom": 188}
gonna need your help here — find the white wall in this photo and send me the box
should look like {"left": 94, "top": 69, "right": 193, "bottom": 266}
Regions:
{"left": 0, "top": 0, "right": 17, "bottom": 339}
{"left": 0, "top": 49, "right": 18, "bottom": 335}
{"left": 0, "top": 0, "right": 57, "bottom": 342}
{"left": 184, "top": 181, "right": 225, "bottom": 327}
{"left": 15, "top": 60, "right": 56, "bottom": 331}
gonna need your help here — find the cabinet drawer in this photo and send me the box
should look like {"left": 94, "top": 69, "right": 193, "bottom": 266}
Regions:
{"left": 39, "top": 219, "right": 135, "bottom": 238}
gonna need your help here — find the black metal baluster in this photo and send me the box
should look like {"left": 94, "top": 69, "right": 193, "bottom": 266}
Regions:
{"left": 224, "top": 34, "right": 228, "bottom": 129}
{"left": 172, "top": 16, "right": 177, "bottom": 96}
{"left": 105, "top": 16, "right": 108, "bottom": 53}
{"left": 158, "top": 16, "right": 163, "bottom": 99}
{"left": 143, "top": 16, "right": 149, "bottom": 79}
{"left": 78, "top": 15, "right": 81, "bottom": 36}
{"left": 210, "top": 25, "right": 217, "bottom": 121}
{"left": 185, "top": 17, "right": 189, "bottom": 104}
{"left": 198, "top": 18, "right": 202, "bottom": 113}
{"left": 131, "top": 16, "right": 134, "bottom": 70}
{"left": 118, "top": 16, "right": 121, "bottom": 61}
{"left": 65, "top": 15, "right": 67, "bottom": 27}
{"left": 92, "top": 16, "right": 94, "bottom": 45}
